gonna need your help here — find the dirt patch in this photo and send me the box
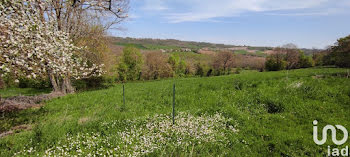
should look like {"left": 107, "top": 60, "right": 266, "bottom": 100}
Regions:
{"left": 0, "top": 124, "right": 32, "bottom": 138}
{"left": 312, "top": 75, "right": 325, "bottom": 79}
{"left": 0, "top": 92, "right": 65, "bottom": 113}
{"left": 78, "top": 117, "right": 91, "bottom": 125}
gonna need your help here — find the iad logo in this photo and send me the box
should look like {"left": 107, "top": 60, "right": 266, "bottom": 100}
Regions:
{"left": 313, "top": 120, "right": 349, "bottom": 156}
{"left": 313, "top": 120, "right": 348, "bottom": 145}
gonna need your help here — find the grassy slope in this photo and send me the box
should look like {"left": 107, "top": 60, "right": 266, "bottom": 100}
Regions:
{"left": 234, "top": 50, "right": 267, "bottom": 57}
{"left": 1, "top": 68, "right": 350, "bottom": 156}
{"left": 169, "top": 51, "right": 212, "bottom": 64}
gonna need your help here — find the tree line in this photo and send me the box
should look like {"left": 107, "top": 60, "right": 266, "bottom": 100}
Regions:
{"left": 265, "top": 45, "right": 314, "bottom": 71}
{"left": 0, "top": 0, "right": 348, "bottom": 92}
{"left": 265, "top": 36, "right": 350, "bottom": 71}
{"left": 313, "top": 35, "right": 350, "bottom": 68}
{"left": 115, "top": 46, "right": 242, "bottom": 82}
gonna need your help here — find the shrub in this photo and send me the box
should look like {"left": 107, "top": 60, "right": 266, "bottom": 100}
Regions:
{"left": 168, "top": 54, "right": 187, "bottom": 77}
{"left": 72, "top": 76, "right": 113, "bottom": 91}
{"left": 72, "top": 79, "right": 88, "bottom": 91}
{"left": 185, "top": 62, "right": 196, "bottom": 76}
{"left": 265, "top": 47, "right": 314, "bottom": 71}
{"left": 103, "top": 76, "right": 117, "bottom": 85}
{"left": 312, "top": 52, "right": 328, "bottom": 66}
{"left": 234, "top": 68, "right": 242, "bottom": 74}
{"left": 142, "top": 52, "right": 173, "bottom": 80}
{"left": 298, "top": 51, "right": 314, "bottom": 68}
{"left": 265, "top": 55, "right": 286, "bottom": 71}
{"left": 195, "top": 62, "right": 210, "bottom": 77}
{"left": 17, "top": 77, "right": 51, "bottom": 89}
{"left": 168, "top": 54, "right": 179, "bottom": 76}
{"left": 177, "top": 60, "right": 187, "bottom": 77}
{"left": 1, "top": 73, "right": 17, "bottom": 88}
{"left": 117, "top": 46, "right": 143, "bottom": 82}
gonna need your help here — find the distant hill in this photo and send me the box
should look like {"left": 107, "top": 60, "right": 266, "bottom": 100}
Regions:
{"left": 107, "top": 36, "right": 274, "bottom": 50}
{"left": 107, "top": 36, "right": 322, "bottom": 56}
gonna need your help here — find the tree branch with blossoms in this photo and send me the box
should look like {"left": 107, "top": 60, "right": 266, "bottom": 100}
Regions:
{"left": 0, "top": 0, "right": 105, "bottom": 94}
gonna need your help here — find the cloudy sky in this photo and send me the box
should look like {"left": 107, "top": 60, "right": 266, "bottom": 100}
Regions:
{"left": 109, "top": 0, "right": 350, "bottom": 48}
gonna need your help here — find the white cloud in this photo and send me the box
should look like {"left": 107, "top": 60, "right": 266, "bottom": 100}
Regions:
{"left": 139, "top": 0, "right": 350, "bottom": 23}
{"left": 265, "top": 8, "right": 346, "bottom": 16}
{"left": 168, "top": 0, "right": 330, "bottom": 22}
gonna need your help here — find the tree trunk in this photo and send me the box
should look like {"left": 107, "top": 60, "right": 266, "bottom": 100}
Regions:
{"left": 0, "top": 76, "right": 4, "bottom": 89}
{"left": 62, "top": 77, "right": 75, "bottom": 94}
{"left": 49, "top": 72, "right": 75, "bottom": 94}
{"left": 49, "top": 73, "right": 60, "bottom": 92}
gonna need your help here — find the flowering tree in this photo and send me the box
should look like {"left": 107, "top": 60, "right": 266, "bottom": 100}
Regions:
{"left": 0, "top": 0, "right": 104, "bottom": 93}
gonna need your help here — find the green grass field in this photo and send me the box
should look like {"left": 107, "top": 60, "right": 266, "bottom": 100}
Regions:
{"left": 169, "top": 51, "right": 212, "bottom": 63}
{"left": 1, "top": 68, "right": 350, "bottom": 156}
{"left": 255, "top": 51, "right": 267, "bottom": 57}
{"left": 234, "top": 50, "right": 249, "bottom": 55}
{"left": 0, "top": 88, "right": 51, "bottom": 98}
{"left": 234, "top": 50, "right": 267, "bottom": 57}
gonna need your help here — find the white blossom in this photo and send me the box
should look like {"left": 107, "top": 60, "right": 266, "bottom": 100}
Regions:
{"left": 16, "top": 112, "right": 239, "bottom": 156}
{"left": 0, "top": 0, "right": 104, "bottom": 81}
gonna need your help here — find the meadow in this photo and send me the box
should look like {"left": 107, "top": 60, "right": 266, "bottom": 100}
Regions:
{"left": 1, "top": 67, "right": 350, "bottom": 156}
{"left": 0, "top": 88, "right": 51, "bottom": 99}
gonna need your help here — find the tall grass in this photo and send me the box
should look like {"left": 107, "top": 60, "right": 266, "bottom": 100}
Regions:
{"left": 0, "top": 67, "right": 349, "bottom": 156}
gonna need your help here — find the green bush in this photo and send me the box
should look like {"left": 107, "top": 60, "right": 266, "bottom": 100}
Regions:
{"left": 265, "top": 49, "right": 314, "bottom": 71}
{"left": 298, "top": 51, "right": 314, "bottom": 68}
{"left": 117, "top": 46, "right": 143, "bottom": 82}
{"left": 73, "top": 76, "right": 115, "bottom": 91}
{"left": 234, "top": 68, "right": 242, "bottom": 74}
{"left": 72, "top": 79, "right": 87, "bottom": 91}
{"left": 168, "top": 54, "right": 187, "bottom": 77}
{"left": 195, "top": 62, "right": 210, "bottom": 77}
{"left": 18, "top": 78, "right": 51, "bottom": 89}
{"left": 265, "top": 57, "right": 286, "bottom": 71}
{"left": 0, "top": 74, "right": 51, "bottom": 89}
{"left": 1, "top": 74, "right": 17, "bottom": 88}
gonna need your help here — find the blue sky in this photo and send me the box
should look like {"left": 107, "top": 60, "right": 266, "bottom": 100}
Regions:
{"left": 109, "top": 0, "right": 350, "bottom": 49}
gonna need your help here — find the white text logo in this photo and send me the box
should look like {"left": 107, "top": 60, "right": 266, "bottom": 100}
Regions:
{"left": 313, "top": 120, "right": 348, "bottom": 145}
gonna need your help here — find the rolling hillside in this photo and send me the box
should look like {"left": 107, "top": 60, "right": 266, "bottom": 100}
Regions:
{"left": 1, "top": 68, "right": 349, "bottom": 156}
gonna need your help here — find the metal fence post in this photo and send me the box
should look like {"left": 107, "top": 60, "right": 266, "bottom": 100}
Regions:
{"left": 172, "top": 83, "right": 175, "bottom": 125}
{"left": 123, "top": 84, "right": 125, "bottom": 107}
